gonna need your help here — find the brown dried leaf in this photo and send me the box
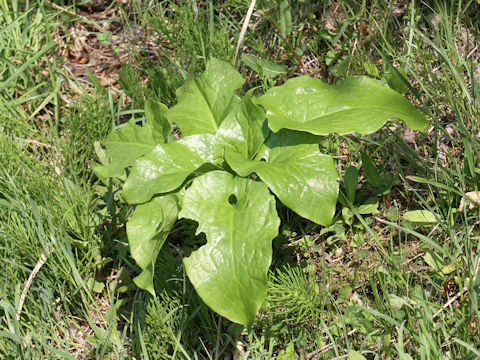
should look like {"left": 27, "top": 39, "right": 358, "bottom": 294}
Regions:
{"left": 459, "top": 191, "right": 480, "bottom": 212}
{"left": 403, "top": 128, "right": 416, "bottom": 144}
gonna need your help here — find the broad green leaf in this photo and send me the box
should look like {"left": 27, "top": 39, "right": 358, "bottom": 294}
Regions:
{"left": 126, "top": 195, "right": 179, "bottom": 295}
{"left": 86, "top": 278, "right": 105, "bottom": 294}
{"left": 403, "top": 210, "right": 438, "bottom": 225}
{"left": 180, "top": 171, "right": 280, "bottom": 325}
{"left": 165, "top": 58, "right": 245, "bottom": 136}
{"left": 361, "top": 152, "right": 381, "bottom": 187}
{"left": 94, "top": 141, "right": 108, "bottom": 165}
{"left": 385, "top": 68, "right": 409, "bottom": 94}
{"left": 344, "top": 166, "right": 358, "bottom": 203}
{"left": 255, "top": 76, "right": 428, "bottom": 135}
{"left": 278, "top": 0, "right": 292, "bottom": 36}
{"left": 241, "top": 53, "right": 288, "bottom": 78}
{"left": 226, "top": 131, "right": 338, "bottom": 226}
{"left": 145, "top": 98, "right": 171, "bottom": 140}
{"left": 224, "top": 128, "right": 323, "bottom": 175}
{"left": 122, "top": 134, "right": 215, "bottom": 204}
{"left": 348, "top": 350, "right": 367, "bottom": 360}
{"left": 357, "top": 196, "right": 379, "bottom": 215}
{"left": 214, "top": 89, "right": 268, "bottom": 162}
{"left": 94, "top": 112, "right": 168, "bottom": 178}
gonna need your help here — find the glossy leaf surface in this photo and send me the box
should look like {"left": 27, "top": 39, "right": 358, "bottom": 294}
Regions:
{"left": 126, "top": 195, "right": 179, "bottom": 295}
{"left": 96, "top": 58, "right": 429, "bottom": 324}
{"left": 165, "top": 58, "right": 245, "bottom": 136}
{"left": 255, "top": 76, "right": 427, "bottom": 135}
{"left": 214, "top": 89, "right": 267, "bottom": 162}
{"left": 94, "top": 112, "right": 168, "bottom": 178}
{"left": 226, "top": 131, "right": 338, "bottom": 226}
{"left": 145, "top": 98, "right": 172, "bottom": 140}
{"left": 180, "top": 171, "right": 280, "bottom": 325}
{"left": 122, "top": 134, "right": 215, "bottom": 204}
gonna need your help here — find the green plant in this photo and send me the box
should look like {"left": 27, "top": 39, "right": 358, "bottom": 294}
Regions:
{"left": 94, "top": 57, "right": 427, "bottom": 325}
{"left": 268, "top": 264, "right": 323, "bottom": 323}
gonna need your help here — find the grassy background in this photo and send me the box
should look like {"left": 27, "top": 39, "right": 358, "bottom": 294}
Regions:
{"left": 1, "top": 0, "right": 479, "bottom": 358}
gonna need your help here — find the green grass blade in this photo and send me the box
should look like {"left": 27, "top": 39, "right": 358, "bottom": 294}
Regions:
{"left": 0, "top": 41, "right": 56, "bottom": 92}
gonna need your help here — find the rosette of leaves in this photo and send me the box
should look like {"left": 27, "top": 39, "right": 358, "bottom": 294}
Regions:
{"left": 95, "top": 58, "right": 427, "bottom": 325}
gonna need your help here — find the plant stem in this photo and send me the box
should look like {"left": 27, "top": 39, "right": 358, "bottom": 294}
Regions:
{"left": 267, "top": 13, "right": 305, "bottom": 71}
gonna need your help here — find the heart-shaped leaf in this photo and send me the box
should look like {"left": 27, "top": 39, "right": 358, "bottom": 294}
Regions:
{"left": 165, "top": 58, "right": 245, "bottom": 136}
{"left": 255, "top": 76, "right": 428, "bottom": 135}
{"left": 122, "top": 134, "right": 215, "bottom": 204}
{"left": 126, "top": 194, "right": 179, "bottom": 295}
{"left": 225, "top": 131, "right": 338, "bottom": 226}
{"left": 180, "top": 171, "right": 280, "bottom": 325}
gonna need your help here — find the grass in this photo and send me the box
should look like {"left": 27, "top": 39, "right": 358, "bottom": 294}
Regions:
{"left": 1, "top": 0, "right": 480, "bottom": 358}
{"left": 0, "top": 2, "right": 127, "bottom": 358}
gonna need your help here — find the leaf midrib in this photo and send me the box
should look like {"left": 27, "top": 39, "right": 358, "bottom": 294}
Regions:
{"left": 194, "top": 78, "right": 219, "bottom": 132}
{"left": 282, "top": 105, "right": 421, "bottom": 125}
{"left": 227, "top": 199, "right": 242, "bottom": 304}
